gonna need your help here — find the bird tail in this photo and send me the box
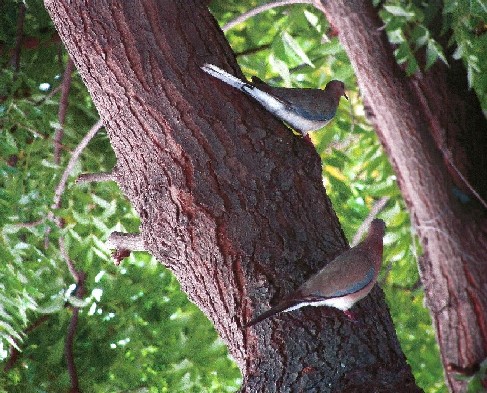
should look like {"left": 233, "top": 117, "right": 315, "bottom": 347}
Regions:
{"left": 245, "top": 299, "right": 299, "bottom": 327}
{"left": 201, "top": 64, "right": 248, "bottom": 90}
{"left": 201, "top": 63, "right": 287, "bottom": 128}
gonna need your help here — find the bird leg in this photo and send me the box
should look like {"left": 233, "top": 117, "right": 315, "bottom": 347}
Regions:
{"left": 343, "top": 309, "right": 358, "bottom": 323}
{"left": 303, "top": 134, "right": 314, "bottom": 146}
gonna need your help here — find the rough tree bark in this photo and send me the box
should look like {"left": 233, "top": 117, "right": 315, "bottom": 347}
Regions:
{"left": 44, "top": 0, "right": 421, "bottom": 391}
{"left": 318, "top": 1, "right": 487, "bottom": 391}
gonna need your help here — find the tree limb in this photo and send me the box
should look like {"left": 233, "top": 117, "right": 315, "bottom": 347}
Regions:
{"left": 222, "top": 0, "right": 314, "bottom": 32}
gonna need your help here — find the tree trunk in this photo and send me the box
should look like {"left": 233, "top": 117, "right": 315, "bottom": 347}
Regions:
{"left": 318, "top": 1, "right": 487, "bottom": 391}
{"left": 44, "top": 0, "right": 420, "bottom": 391}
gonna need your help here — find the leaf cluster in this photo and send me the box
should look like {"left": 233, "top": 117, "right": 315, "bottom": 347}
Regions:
{"left": 1, "top": 1, "right": 240, "bottom": 392}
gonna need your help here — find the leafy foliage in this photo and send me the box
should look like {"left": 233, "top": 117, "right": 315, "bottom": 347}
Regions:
{"left": 444, "top": 0, "right": 487, "bottom": 107}
{"left": 377, "top": 0, "right": 487, "bottom": 107}
{"left": 1, "top": 1, "right": 240, "bottom": 392}
{"left": 1, "top": 0, "right": 485, "bottom": 392}
{"left": 377, "top": 1, "right": 448, "bottom": 75}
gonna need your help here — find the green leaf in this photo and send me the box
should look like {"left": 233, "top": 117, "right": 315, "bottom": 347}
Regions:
{"left": 426, "top": 40, "right": 448, "bottom": 69}
{"left": 281, "top": 31, "right": 314, "bottom": 67}
{"left": 384, "top": 5, "right": 415, "bottom": 18}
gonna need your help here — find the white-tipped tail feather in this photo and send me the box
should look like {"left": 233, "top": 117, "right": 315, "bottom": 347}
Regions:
{"left": 201, "top": 64, "right": 292, "bottom": 125}
{"left": 201, "top": 64, "right": 248, "bottom": 90}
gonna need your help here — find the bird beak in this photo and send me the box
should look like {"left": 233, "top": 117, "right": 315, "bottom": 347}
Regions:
{"left": 343, "top": 92, "right": 349, "bottom": 100}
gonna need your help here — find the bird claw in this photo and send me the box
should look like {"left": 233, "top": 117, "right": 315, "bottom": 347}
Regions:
{"left": 343, "top": 310, "right": 358, "bottom": 323}
{"left": 303, "top": 134, "right": 314, "bottom": 146}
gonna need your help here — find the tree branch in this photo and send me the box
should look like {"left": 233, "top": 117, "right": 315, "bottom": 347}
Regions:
{"left": 106, "top": 232, "right": 145, "bottom": 251}
{"left": 35, "top": 84, "right": 63, "bottom": 106}
{"left": 76, "top": 171, "right": 116, "bottom": 184}
{"left": 52, "top": 119, "right": 104, "bottom": 210}
{"left": 10, "top": 2, "right": 26, "bottom": 74}
{"left": 351, "top": 197, "right": 389, "bottom": 247}
{"left": 222, "top": 0, "right": 315, "bottom": 32}
{"left": 64, "top": 270, "right": 85, "bottom": 393}
{"left": 46, "top": 119, "right": 103, "bottom": 249}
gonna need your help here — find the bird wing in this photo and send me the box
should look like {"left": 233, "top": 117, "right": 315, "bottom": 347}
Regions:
{"left": 300, "top": 246, "right": 377, "bottom": 299}
{"left": 253, "top": 87, "right": 337, "bottom": 121}
{"left": 310, "top": 267, "right": 375, "bottom": 299}
{"left": 250, "top": 78, "right": 336, "bottom": 121}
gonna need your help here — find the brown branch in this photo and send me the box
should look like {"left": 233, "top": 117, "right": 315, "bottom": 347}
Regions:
{"left": 34, "top": 84, "right": 63, "bottom": 106}
{"left": 65, "top": 307, "right": 81, "bottom": 393}
{"left": 442, "top": 149, "right": 487, "bottom": 210}
{"left": 52, "top": 119, "right": 104, "bottom": 211}
{"left": 54, "top": 58, "right": 75, "bottom": 164}
{"left": 46, "top": 119, "right": 103, "bottom": 249}
{"left": 12, "top": 218, "right": 45, "bottom": 228}
{"left": 106, "top": 232, "right": 145, "bottom": 251}
{"left": 65, "top": 271, "right": 86, "bottom": 393}
{"left": 235, "top": 43, "right": 272, "bottom": 57}
{"left": 351, "top": 197, "right": 389, "bottom": 247}
{"left": 107, "top": 232, "right": 145, "bottom": 265}
{"left": 59, "top": 233, "right": 87, "bottom": 393}
{"left": 10, "top": 2, "right": 26, "bottom": 73}
{"left": 59, "top": 235, "right": 81, "bottom": 282}
{"left": 76, "top": 171, "right": 116, "bottom": 184}
{"left": 222, "top": 0, "right": 315, "bottom": 32}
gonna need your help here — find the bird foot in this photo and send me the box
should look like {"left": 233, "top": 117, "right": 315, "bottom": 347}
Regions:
{"left": 303, "top": 134, "right": 314, "bottom": 146}
{"left": 343, "top": 310, "right": 359, "bottom": 323}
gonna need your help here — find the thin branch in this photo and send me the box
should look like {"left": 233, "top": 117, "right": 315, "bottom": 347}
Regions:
{"left": 410, "top": 78, "right": 487, "bottom": 210}
{"left": 46, "top": 119, "right": 103, "bottom": 249}
{"left": 34, "top": 84, "right": 63, "bottom": 106}
{"left": 76, "top": 171, "right": 116, "bottom": 184}
{"left": 52, "top": 119, "right": 104, "bottom": 210}
{"left": 235, "top": 43, "right": 272, "bottom": 57}
{"left": 65, "top": 271, "right": 85, "bottom": 393}
{"left": 106, "top": 232, "right": 145, "bottom": 251}
{"left": 351, "top": 196, "right": 389, "bottom": 247}
{"left": 59, "top": 235, "right": 86, "bottom": 393}
{"left": 222, "top": 0, "right": 314, "bottom": 32}
{"left": 11, "top": 2, "right": 26, "bottom": 73}
{"left": 54, "top": 58, "right": 75, "bottom": 164}
{"left": 59, "top": 235, "right": 81, "bottom": 282}
{"left": 65, "top": 307, "right": 81, "bottom": 393}
{"left": 348, "top": 92, "right": 356, "bottom": 133}
{"left": 12, "top": 217, "right": 45, "bottom": 228}
{"left": 442, "top": 148, "right": 487, "bottom": 210}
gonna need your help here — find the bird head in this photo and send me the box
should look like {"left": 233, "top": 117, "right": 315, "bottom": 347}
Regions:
{"left": 370, "top": 218, "right": 386, "bottom": 240}
{"left": 326, "top": 80, "right": 348, "bottom": 100}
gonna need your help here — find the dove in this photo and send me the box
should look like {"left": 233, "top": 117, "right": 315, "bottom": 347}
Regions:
{"left": 201, "top": 63, "right": 347, "bottom": 135}
{"left": 246, "top": 219, "right": 386, "bottom": 326}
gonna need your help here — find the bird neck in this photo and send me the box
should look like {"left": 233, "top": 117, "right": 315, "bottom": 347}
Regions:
{"left": 363, "top": 232, "right": 384, "bottom": 255}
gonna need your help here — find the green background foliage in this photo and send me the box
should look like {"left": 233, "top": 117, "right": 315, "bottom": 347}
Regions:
{"left": 1, "top": 0, "right": 485, "bottom": 391}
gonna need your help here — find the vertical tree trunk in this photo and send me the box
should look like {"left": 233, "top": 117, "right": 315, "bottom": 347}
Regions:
{"left": 45, "top": 0, "right": 420, "bottom": 391}
{"left": 318, "top": 1, "right": 487, "bottom": 391}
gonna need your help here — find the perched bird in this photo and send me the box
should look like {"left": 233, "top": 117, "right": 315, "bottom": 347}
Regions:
{"left": 246, "top": 219, "right": 386, "bottom": 327}
{"left": 201, "top": 63, "right": 348, "bottom": 136}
